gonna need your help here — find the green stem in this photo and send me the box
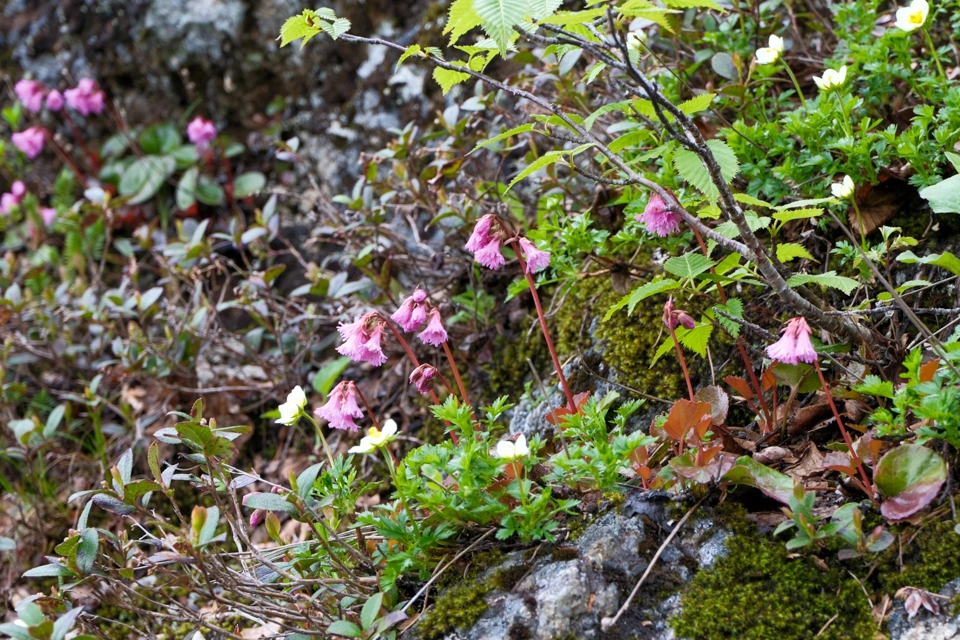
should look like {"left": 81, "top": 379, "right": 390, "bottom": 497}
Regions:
{"left": 383, "top": 448, "right": 420, "bottom": 535}
{"left": 303, "top": 413, "right": 336, "bottom": 469}
{"left": 833, "top": 91, "right": 852, "bottom": 139}
{"left": 781, "top": 60, "right": 807, "bottom": 110}
{"left": 851, "top": 197, "right": 866, "bottom": 248}
{"left": 922, "top": 28, "right": 946, "bottom": 86}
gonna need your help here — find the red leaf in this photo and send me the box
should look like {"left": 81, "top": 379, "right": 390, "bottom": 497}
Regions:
{"left": 662, "top": 399, "right": 713, "bottom": 443}
{"left": 723, "top": 375, "right": 754, "bottom": 400}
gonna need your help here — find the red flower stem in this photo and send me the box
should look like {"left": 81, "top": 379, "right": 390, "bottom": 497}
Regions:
{"left": 44, "top": 131, "right": 86, "bottom": 183}
{"left": 352, "top": 385, "right": 381, "bottom": 432}
{"left": 61, "top": 110, "right": 99, "bottom": 171}
{"left": 376, "top": 313, "right": 459, "bottom": 444}
{"left": 512, "top": 244, "right": 576, "bottom": 411}
{"left": 433, "top": 369, "right": 458, "bottom": 399}
{"left": 689, "top": 225, "right": 772, "bottom": 427}
{"left": 668, "top": 324, "right": 696, "bottom": 402}
{"left": 814, "top": 360, "right": 873, "bottom": 495}
{"left": 441, "top": 341, "right": 471, "bottom": 408}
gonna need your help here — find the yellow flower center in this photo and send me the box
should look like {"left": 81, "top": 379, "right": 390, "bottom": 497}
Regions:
{"left": 368, "top": 427, "right": 381, "bottom": 438}
{"left": 909, "top": 10, "right": 924, "bottom": 23}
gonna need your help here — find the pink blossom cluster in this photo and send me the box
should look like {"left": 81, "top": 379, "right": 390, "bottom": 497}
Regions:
{"left": 1, "top": 181, "right": 26, "bottom": 214}
{"left": 12, "top": 127, "right": 45, "bottom": 159}
{"left": 63, "top": 78, "right": 105, "bottom": 116}
{"left": 336, "top": 312, "right": 388, "bottom": 366}
{"left": 390, "top": 288, "right": 448, "bottom": 347}
{"left": 15, "top": 77, "right": 104, "bottom": 115}
{"left": 766, "top": 317, "right": 818, "bottom": 365}
{"left": 187, "top": 116, "right": 217, "bottom": 151}
{"left": 315, "top": 381, "right": 364, "bottom": 432}
{"left": 636, "top": 193, "right": 681, "bottom": 237}
{"left": 465, "top": 214, "right": 552, "bottom": 274}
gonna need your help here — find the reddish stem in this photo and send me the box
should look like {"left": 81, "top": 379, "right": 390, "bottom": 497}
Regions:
{"left": 668, "top": 324, "right": 696, "bottom": 402}
{"left": 441, "top": 341, "right": 471, "bottom": 408}
{"left": 61, "top": 110, "right": 99, "bottom": 171}
{"left": 353, "top": 385, "right": 381, "bottom": 432}
{"left": 512, "top": 243, "right": 576, "bottom": 411}
{"left": 814, "top": 361, "right": 873, "bottom": 495}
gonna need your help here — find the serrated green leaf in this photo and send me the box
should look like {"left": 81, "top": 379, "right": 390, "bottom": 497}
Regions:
{"left": 506, "top": 143, "right": 594, "bottom": 192}
{"left": 474, "top": 0, "right": 527, "bottom": 54}
{"left": 680, "top": 323, "right": 713, "bottom": 357}
{"left": 662, "top": 0, "right": 723, "bottom": 8}
{"left": 707, "top": 139, "right": 739, "bottom": 182}
{"left": 663, "top": 253, "right": 716, "bottom": 279}
{"left": 583, "top": 100, "right": 631, "bottom": 132}
{"left": 776, "top": 243, "right": 815, "bottom": 263}
{"left": 445, "top": 0, "right": 483, "bottom": 44}
{"left": 715, "top": 298, "right": 743, "bottom": 337}
{"left": 787, "top": 271, "right": 860, "bottom": 295}
{"left": 678, "top": 93, "right": 716, "bottom": 116}
{"left": 471, "top": 123, "right": 536, "bottom": 153}
{"left": 433, "top": 65, "right": 472, "bottom": 94}
{"left": 278, "top": 12, "right": 323, "bottom": 48}
{"left": 772, "top": 207, "right": 823, "bottom": 223}
{"left": 897, "top": 250, "right": 960, "bottom": 277}
{"left": 396, "top": 44, "right": 423, "bottom": 70}
{"left": 321, "top": 17, "right": 351, "bottom": 40}
{"left": 734, "top": 192, "right": 772, "bottom": 208}
{"left": 674, "top": 149, "right": 717, "bottom": 200}
{"left": 605, "top": 278, "right": 680, "bottom": 320}
{"left": 853, "top": 375, "right": 895, "bottom": 399}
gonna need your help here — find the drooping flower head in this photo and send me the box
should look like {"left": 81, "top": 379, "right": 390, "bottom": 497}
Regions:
{"left": 766, "top": 317, "right": 818, "bottom": 365}
{"left": 409, "top": 364, "right": 438, "bottom": 395}
{"left": 830, "top": 175, "right": 855, "bottom": 200}
{"left": 64, "top": 78, "right": 105, "bottom": 116}
{"left": 895, "top": 0, "right": 929, "bottom": 32}
{"left": 276, "top": 385, "right": 307, "bottom": 425}
{"left": 418, "top": 307, "right": 448, "bottom": 347}
{"left": 187, "top": 116, "right": 218, "bottom": 151}
{"left": 495, "top": 434, "right": 529, "bottom": 461}
{"left": 12, "top": 127, "right": 45, "bottom": 159}
{"left": 14, "top": 79, "right": 46, "bottom": 113}
{"left": 812, "top": 66, "right": 847, "bottom": 92}
{"left": 349, "top": 419, "right": 399, "bottom": 454}
{"left": 336, "top": 312, "right": 388, "bottom": 366}
{"left": 662, "top": 297, "right": 696, "bottom": 331}
{"left": 315, "top": 381, "right": 364, "bottom": 432}
{"left": 45, "top": 90, "right": 64, "bottom": 112}
{"left": 391, "top": 288, "right": 429, "bottom": 332}
{"left": 465, "top": 214, "right": 505, "bottom": 269}
{"left": 518, "top": 237, "right": 551, "bottom": 274}
{"left": 755, "top": 34, "right": 784, "bottom": 65}
{"left": 637, "top": 193, "right": 681, "bottom": 237}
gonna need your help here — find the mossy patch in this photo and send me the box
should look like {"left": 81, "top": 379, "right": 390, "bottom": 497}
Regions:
{"left": 878, "top": 518, "right": 960, "bottom": 595}
{"left": 670, "top": 530, "right": 875, "bottom": 640}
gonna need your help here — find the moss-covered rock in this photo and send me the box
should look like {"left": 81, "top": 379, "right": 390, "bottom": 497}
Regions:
{"left": 670, "top": 530, "right": 875, "bottom": 640}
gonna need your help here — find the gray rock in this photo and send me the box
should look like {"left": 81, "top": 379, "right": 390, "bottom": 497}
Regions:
{"left": 144, "top": 0, "right": 246, "bottom": 64}
{"left": 889, "top": 579, "right": 960, "bottom": 640}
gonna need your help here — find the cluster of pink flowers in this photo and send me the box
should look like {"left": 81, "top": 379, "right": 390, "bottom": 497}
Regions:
{"left": 465, "top": 214, "right": 552, "bottom": 274}
{"left": 391, "top": 287, "right": 428, "bottom": 331}
{"left": 63, "top": 78, "right": 105, "bottom": 116}
{"left": 1, "top": 181, "right": 26, "bottom": 214}
{"left": 409, "top": 364, "right": 437, "bottom": 395}
{"left": 336, "top": 312, "right": 388, "bottom": 366}
{"left": 766, "top": 317, "right": 818, "bottom": 365}
{"left": 14, "top": 77, "right": 103, "bottom": 116}
{"left": 315, "top": 381, "right": 364, "bottom": 431}
{"left": 187, "top": 116, "right": 217, "bottom": 151}
{"left": 636, "top": 193, "right": 681, "bottom": 237}
{"left": 12, "top": 127, "right": 45, "bottom": 159}
{"left": 662, "top": 297, "right": 696, "bottom": 331}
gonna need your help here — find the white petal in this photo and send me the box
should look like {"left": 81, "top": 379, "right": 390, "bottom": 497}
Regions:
{"left": 514, "top": 434, "right": 529, "bottom": 456}
{"left": 496, "top": 440, "right": 515, "bottom": 460}
{"left": 381, "top": 419, "right": 398, "bottom": 438}
{"left": 769, "top": 34, "right": 784, "bottom": 53}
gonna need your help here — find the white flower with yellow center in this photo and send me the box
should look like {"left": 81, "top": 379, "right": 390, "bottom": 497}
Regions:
{"left": 349, "top": 419, "right": 398, "bottom": 454}
{"left": 755, "top": 34, "right": 784, "bottom": 65}
{"left": 812, "top": 66, "right": 847, "bottom": 92}
{"left": 494, "top": 434, "right": 529, "bottom": 461}
{"left": 276, "top": 386, "right": 307, "bottom": 425}
{"left": 895, "top": 0, "right": 929, "bottom": 32}
{"left": 831, "top": 175, "right": 855, "bottom": 199}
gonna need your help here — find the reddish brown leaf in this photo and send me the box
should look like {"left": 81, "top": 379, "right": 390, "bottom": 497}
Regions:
{"left": 823, "top": 451, "right": 856, "bottom": 477}
{"left": 696, "top": 385, "right": 730, "bottom": 426}
{"left": 724, "top": 375, "right": 754, "bottom": 400}
{"left": 545, "top": 391, "right": 592, "bottom": 426}
{"left": 662, "top": 399, "right": 713, "bottom": 443}
{"left": 919, "top": 359, "right": 939, "bottom": 383}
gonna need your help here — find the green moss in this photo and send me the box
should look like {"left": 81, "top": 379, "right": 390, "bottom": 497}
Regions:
{"left": 417, "top": 553, "right": 528, "bottom": 640}
{"left": 486, "top": 326, "right": 544, "bottom": 400}
{"left": 671, "top": 531, "right": 875, "bottom": 640}
{"left": 552, "top": 276, "right": 689, "bottom": 400}
{"left": 878, "top": 519, "right": 960, "bottom": 594}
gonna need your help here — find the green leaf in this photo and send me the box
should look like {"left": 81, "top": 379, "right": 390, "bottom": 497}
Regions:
{"left": 296, "top": 463, "right": 325, "bottom": 500}
{"left": 51, "top": 608, "right": 83, "bottom": 640}
{"left": 396, "top": 44, "right": 423, "bottom": 70}
{"left": 919, "top": 175, "right": 960, "bottom": 214}
{"left": 897, "top": 250, "right": 960, "bottom": 277}
{"left": 605, "top": 278, "right": 680, "bottom": 320}
{"left": 321, "top": 17, "right": 351, "bottom": 40}
{"left": 445, "top": 0, "right": 483, "bottom": 45}
{"left": 875, "top": 445, "right": 946, "bottom": 520}
{"left": 734, "top": 192, "right": 773, "bottom": 208}
{"left": 433, "top": 65, "right": 472, "bottom": 95}
{"left": 471, "top": 123, "right": 536, "bottom": 153}
{"left": 722, "top": 456, "right": 795, "bottom": 504}
{"left": 774, "top": 197, "right": 833, "bottom": 210}
{"left": 673, "top": 149, "right": 716, "bottom": 200}
{"left": 786, "top": 271, "right": 860, "bottom": 295}
{"left": 139, "top": 123, "right": 181, "bottom": 155}
{"left": 23, "top": 563, "right": 74, "bottom": 578}
{"left": 680, "top": 323, "right": 713, "bottom": 357}
{"left": 44, "top": 404, "right": 66, "bottom": 439}
{"left": 76, "top": 529, "right": 98, "bottom": 574}
{"left": 233, "top": 172, "right": 266, "bottom": 198}
{"left": 772, "top": 207, "right": 823, "bottom": 223}
{"left": 312, "top": 357, "right": 351, "bottom": 396}
{"left": 326, "top": 620, "right": 363, "bottom": 638}
{"left": 119, "top": 156, "right": 175, "bottom": 205}
{"left": 278, "top": 11, "right": 323, "bottom": 48}
{"left": 852, "top": 375, "right": 894, "bottom": 399}
{"left": 198, "top": 506, "right": 219, "bottom": 545}
{"left": 506, "top": 143, "right": 594, "bottom": 192}
{"left": 662, "top": 0, "right": 723, "bottom": 9}
{"left": 361, "top": 593, "right": 384, "bottom": 631}
{"left": 663, "top": 253, "right": 716, "bottom": 279}
{"left": 582, "top": 99, "right": 631, "bottom": 132}
{"left": 197, "top": 177, "right": 226, "bottom": 206}
{"left": 474, "top": 0, "right": 527, "bottom": 54}
{"left": 678, "top": 93, "right": 716, "bottom": 116}
{"left": 707, "top": 139, "right": 739, "bottom": 182}
{"left": 243, "top": 492, "right": 297, "bottom": 514}
{"left": 776, "top": 243, "right": 815, "bottom": 263}
{"left": 715, "top": 298, "right": 743, "bottom": 337}
{"left": 176, "top": 167, "right": 198, "bottom": 211}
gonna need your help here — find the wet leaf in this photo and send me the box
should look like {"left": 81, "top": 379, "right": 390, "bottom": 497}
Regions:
{"left": 721, "top": 456, "right": 794, "bottom": 504}
{"left": 695, "top": 385, "right": 729, "bottom": 426}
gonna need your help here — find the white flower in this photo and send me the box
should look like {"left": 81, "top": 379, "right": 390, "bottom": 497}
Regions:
{"left": 755, "top": 34, "right": 784, "bottom": 65}
{"left": 626, "top": 30, "right": 646, "bottom": 51}
{"left": 812, "top": 66, "right": 847, "bottom": 92}
{"left": 895, "top": 0, "right": 929, "bottom": 32}
{"left": 349, "top": 419, "right": 398, "bottom": 454}
{"left": 831, "top": 175, "right": 855, "bottom": 199}
{"left": 276, "top": 385, "right": 307, "bottom": 425}
{"left": 495, "top": 434, "right": 529, "bottom": 461}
